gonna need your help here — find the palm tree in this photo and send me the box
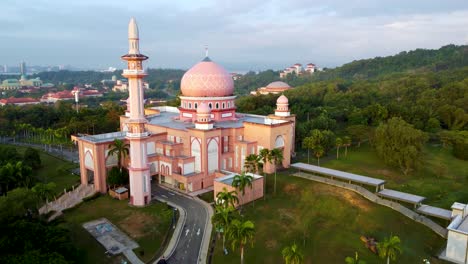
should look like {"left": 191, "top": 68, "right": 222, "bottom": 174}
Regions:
{"left": 259, "top": 148, "right": 271, "bottom": 200}
{"left": 270, "top": 148, "right": 283, "bottom": 195}
{"left": 244, "top": 154, "right": 261, "bottom": 173}
{"left": 0, "top": 164, "right": 15, "bottom": 194}
{"left": 32, "top": 182, "right": 56, "bottom": 210}
{"left": 212, "top": 204, "right": 236, "bottom": 252}
{"left": 13, "top": 161, "right": 34, "bottom": 188}
{"left": 343, "top": 136, "right": 352, "bottom": 157}
{"left": 232, "top": 172, "right": 254, "bottom": 210}
{"left": 377, "top": 235, "right": 402, "bottom": 264}
{"left": 216, "top": 187, "right": 239, "bottom": 208}
{"left": 335, "top": 137, "right": 343, "bottom": 159}
{"left": 282, "top": 243, "right": 304, "bottom": 264}
{"left": 314, "top": 145, "right": 324, "bottom": 166}
{"left": 345, "top": 252, "right": 366, "bottom": 264}
{"left": 108, "top": 139, "right": 130, "bottom": 172}
{"left": 302, "top": 136, "right": 314, "bottom": 164}
{"left": 227, "top": 218, "right": 255, "bottom": 264}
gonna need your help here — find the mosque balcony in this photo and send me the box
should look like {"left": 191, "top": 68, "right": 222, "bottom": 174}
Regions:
{"left": 126, "top": 131, "right": 149, "bottom": 138}
{"left": 122, "top": 69, "right": 146, "bottom": 75}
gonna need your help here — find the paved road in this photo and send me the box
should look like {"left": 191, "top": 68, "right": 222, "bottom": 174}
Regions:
{"left": 152, "top": 185, "right": 208, "bottom": 264}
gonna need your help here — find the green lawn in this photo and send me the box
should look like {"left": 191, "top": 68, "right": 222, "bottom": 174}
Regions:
{"left": 60, "top": 195, "right": 174, "bottom": 263}
{"left": 212, "top": 172, "right": 448, "bottom": 264}
{"left": 320, "top": 144, "right": 468, "bottom": 208}
{"left": 1, "top": 144, "right": 80, "bottom": 194}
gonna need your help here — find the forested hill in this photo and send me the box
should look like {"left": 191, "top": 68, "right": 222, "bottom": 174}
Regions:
{"left": 315, "top": 44, "right": 468, "bottom": 80}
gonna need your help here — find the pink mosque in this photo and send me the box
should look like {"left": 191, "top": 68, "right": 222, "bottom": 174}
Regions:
{"left": 75, "top": 19, "right": 296, "bottom": 206}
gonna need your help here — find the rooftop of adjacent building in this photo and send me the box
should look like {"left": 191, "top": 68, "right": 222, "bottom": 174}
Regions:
{"left": 214, "top": 171, "right": 262, "bottom": 185}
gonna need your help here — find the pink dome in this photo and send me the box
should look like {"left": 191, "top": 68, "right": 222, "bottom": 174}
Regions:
{"left": 197, "top": 102, "right": 211, "bottom": 114}
{"left": 277, "top": 95, "right": 288, "bottom": 104}
{"left": 181, "top": 57, "right": 234, "bottom": 97}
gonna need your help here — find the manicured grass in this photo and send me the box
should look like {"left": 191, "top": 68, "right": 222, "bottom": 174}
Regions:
{"left": 60, "top": 195, "right": 174, "bottom": 263}
{"left": 198, "top": 191, "right": 215, "bottom": 204}
{"left": 212, "top": 172, "right": 448, "bottom": 264}
{"left": 320, "top": 144, "right": 468, "bottom": 208}
{"left": 1, "top": 144, "right": 80, "bottom": 194}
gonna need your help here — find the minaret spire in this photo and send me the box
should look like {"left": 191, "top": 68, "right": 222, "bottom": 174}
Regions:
{"left": 128, "top": 17, "right": 140, "bottom": 54}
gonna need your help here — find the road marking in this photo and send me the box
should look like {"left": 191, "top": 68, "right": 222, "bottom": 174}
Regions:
{"left": 197, "top": 228, "right": 200, "bottom": 236}
{"left": 185, "top": 229, "right": 190, "bottom": 236}
{"left": 161, "top": 194, "right": 168, "bottom": 198}
{"left": 168, "top": 192, "right": 175, "bottom": 195}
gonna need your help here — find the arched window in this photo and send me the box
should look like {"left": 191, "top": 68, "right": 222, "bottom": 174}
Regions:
{"left": 227, "top": 102, "right": 231, "bottom": 108}
{"left": 195, "top": 103, "right": 198, "bottom": 109}
{"left": 215, "top": 103, "right": 219, "bottom": 109}
{"left": 222, "top": 102, "right": 225, "bottom": 109}
{"left": 189, "top": 103, "right": 192, "bottom": 109}
{"left": 209, "top": 103, "right": 212, "bottom": 109}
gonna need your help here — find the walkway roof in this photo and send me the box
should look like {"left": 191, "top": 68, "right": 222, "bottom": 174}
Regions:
{"left": 417, "top": 205, "right": 452, "bottom": 220}
{"left": 377, "top": 189, "right": 425, "bottom": 205}
{"left": 291, "top": 162, "right": 385, "bottom": 187}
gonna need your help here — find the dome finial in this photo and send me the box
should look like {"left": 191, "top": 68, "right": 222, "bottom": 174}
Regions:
{"left": 205, "top": 45, "right": 208, "bottom": 57}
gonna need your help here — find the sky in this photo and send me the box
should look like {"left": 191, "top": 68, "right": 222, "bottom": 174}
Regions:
{"left": 1, "top": 0, "right": 468, "bottom": 71}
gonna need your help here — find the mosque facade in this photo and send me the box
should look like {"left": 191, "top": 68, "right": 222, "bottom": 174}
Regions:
{"left": 74, "top": 19, "right": 296, "bottom": 206}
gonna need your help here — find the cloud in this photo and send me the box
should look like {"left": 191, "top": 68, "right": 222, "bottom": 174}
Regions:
{"left": 0, "top": 0, "right": 467, "bottom": 70}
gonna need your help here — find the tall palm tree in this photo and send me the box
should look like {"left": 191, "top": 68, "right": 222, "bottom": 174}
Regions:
{"left": 227, "top": 219, "right": 255, "bottom": 264}
{"left": 345, "top": 252, "right": 366, "bottom": 264}
{"left": 270, "top": 148, "right": 283, "bottom": 195}
{"left": 302, "top": 136, "right": 313, "bottom": 164}
{"left": 216, "top": 187, "right": 239, "bottom": 208}
{"left": 282, "top": 243, "right": 304, "bottom": 264}
{"left": 232, "top": 172, "right": 254, "bottom": 210}
{"left": 259, "top": 148, "right": 271, "bottom": 200}
{"left": 212, "top": 204, "right": 237, "bottom": 252}
{"left": 244, "top": 154, "right": 261, "bottom": 174}
{"left": 343, "top": 136, "right": 352, "bottom": 157}
{"left": 108, "top": 139, "right": 130, "bottom": 172}
{"left": 0, "top": 164, "right": 15, "bottom": 194}
{"left": 13, "top": 161, "right": 34, "bottom": 188}
{"left": 314, "top": 146, "right": 324, "bottom": 166}
{"left": 32, "top": 182, "right": 56, "bottom": 210}
{"left": 335, "top": 137, "right": 343, "bottom": 159}
{"left": 377, "top": 235, "right": 402, "bottom": 264}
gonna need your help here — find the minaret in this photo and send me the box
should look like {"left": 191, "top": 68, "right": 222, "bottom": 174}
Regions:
{"left": 122, "top": 18, "right": 151, "bottom": 206}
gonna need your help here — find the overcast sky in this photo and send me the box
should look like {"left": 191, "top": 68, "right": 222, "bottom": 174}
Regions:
{"left": 1, "top": 0, "right": 468, "bottom": 71}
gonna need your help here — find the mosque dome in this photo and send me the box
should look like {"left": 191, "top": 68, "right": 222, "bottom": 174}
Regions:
{"left": 266, "top": 81, "right": 290, "bottom": 89}
{"left": 181, "top": 57, "right": 234, "bottom": 97}
{"left": 277, "top": 94, "right": 289, "bottom": 104}
{"left": 197, "top": 102, "right": 211, "bottom": 114}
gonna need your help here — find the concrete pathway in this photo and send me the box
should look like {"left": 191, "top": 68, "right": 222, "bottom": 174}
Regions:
{"left": 39, "top": 184, "right": 96, "bottom": 221}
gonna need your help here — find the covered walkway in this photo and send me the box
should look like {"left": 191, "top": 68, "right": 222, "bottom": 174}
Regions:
{"left": 291, "top": 162, "right": 385, "bottom": 192}
{"left": 417, "top": 205, "right": 452, "bottom": 220}
{"left": 377, "top": 189, "right": 425, "bottom": 208}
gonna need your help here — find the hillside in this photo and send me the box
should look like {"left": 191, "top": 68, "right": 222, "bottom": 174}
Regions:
{"left": 315, "top": 44, "right": 468, "bottom": 80}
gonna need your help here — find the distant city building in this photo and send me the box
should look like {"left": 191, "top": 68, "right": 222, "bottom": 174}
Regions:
{"left": 0, "top": 97, "right": 40, "bottom": 106}
{"left": 20, "top": 61, "right": 26, "bottom": 76}
{"left": 280, "top": 62, "right": 317, "bottom": 78}
{"left": 112, "top": 79, "right": 149, "bottom": 92}
{"left": 41, "top": 87, "right": 102, "bottom": 103}
{"left": 230, "top": 73, "right": 242, "bottom": 81}
{"left": 0, "top": 76, "right": 44, "bottom": 90}
{"left": 250, "top": 81, "right": 292, "bottom": 95}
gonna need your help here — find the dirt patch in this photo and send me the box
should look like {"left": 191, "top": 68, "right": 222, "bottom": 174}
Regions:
{"left": 278, "top": 208, "right": 296, "bottom": 224}
{"left": 283, "top": 183, "right": 300, "bottom": 194}
{"left": 118, "top": 212, "right": 155, "bottom": 239}
{"left": 265, "top": 239, "right": 278, "bottom": 250}
{"left": 341, "top": 191, "right": 371, "bottom": 212}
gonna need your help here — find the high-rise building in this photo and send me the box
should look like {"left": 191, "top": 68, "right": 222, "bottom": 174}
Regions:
{"left": 20, "top": 61, "right": 26, "bottom": 76}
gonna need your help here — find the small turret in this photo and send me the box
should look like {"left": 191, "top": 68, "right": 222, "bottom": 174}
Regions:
{"left": 195, "top": 103, "right": 214, "bottom": 130}
{"left": 275, "top": 94, "right": 290, "bottom": 117}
